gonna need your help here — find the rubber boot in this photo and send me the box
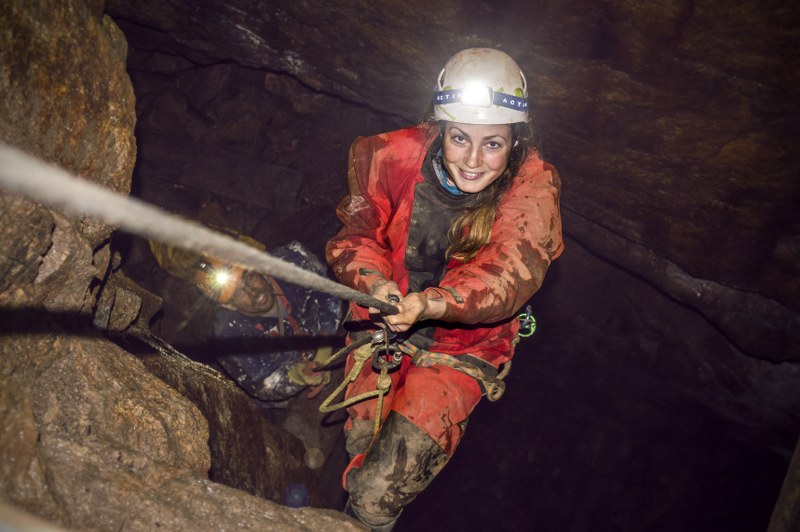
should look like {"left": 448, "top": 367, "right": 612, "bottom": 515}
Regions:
{"left": 344, "top": 411, "right": 449, "bottom": 529}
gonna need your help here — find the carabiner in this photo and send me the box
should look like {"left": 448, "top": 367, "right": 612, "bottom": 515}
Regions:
{"left": 517, "top": 305, "right": 537, "bottom": 338}
{"left": 370, "top": 328, "right": 403, "bottom": 371}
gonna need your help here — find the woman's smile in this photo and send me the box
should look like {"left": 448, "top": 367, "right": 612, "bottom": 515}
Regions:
{"left": 442, "top": 122, "right": 513, "bottom": 194}
{"left": 457, "top": 169, "right": 483, "bottom": 181}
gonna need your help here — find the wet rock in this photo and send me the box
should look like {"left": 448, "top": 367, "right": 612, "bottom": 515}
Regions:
{"left": 132, "top": 334, "right": 318, "bottom": 505}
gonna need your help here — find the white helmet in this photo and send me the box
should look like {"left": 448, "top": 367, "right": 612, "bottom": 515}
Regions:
{"left": 433, "top": 48, "right": 528, "bottom": 125}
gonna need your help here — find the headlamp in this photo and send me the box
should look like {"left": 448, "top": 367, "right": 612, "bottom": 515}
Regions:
{"left": 197, "top": 261, "right": 233, "bottom": 290}
{"left": 433, "top": 84, "right": 527, "bottom": 112}
{"left": 193, "top": 259, "right": 242, "bottom": 304}
{"left": 211, "top": 269, "right": 232, "bottom": 288}
{"left": 461, "top": 84, "right": 493, "bottom": 107}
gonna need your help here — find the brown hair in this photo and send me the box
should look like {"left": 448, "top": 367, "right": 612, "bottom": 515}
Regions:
{"left": 425, "top": 116, "right": 536, "bottom": 262}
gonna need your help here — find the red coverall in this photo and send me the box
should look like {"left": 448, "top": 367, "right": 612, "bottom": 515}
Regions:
{"left": 326, "top": 122, "right": 563, "bottom": 524}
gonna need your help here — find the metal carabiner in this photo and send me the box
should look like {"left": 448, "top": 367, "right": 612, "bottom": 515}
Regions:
{"left": 370, "top": 328, "right": 403, "bottom": 371}
{"left": 517, "top": 305, "right": 537, "bottom": 338}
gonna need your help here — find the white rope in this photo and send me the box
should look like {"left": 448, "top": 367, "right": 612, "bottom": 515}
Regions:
{"left": 0, "top": 142, "right": 397, "bottom": 315}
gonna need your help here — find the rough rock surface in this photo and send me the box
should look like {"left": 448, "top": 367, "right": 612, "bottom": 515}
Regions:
{"left": 1, "top": 0, "right": 136, "bottom": 248}
{"left": 130, "top": 333, "right": 317, "bottom": 505}
{"left": 0, "top": 1, "right": 362, "bottom": 530}
{"left": 0, "top": 311, "right": 358, "bottom": 530}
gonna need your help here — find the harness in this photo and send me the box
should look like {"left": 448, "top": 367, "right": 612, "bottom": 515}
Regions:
{"left": 319, "top": 305, "right": 537, "bottom": 437}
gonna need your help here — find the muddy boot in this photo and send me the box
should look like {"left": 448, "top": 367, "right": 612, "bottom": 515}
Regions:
{"left": 344, "top": 411, "right": 450, "bottom": 529}
{"left": 344, "top": 498, "right": 400, "bottom": 531}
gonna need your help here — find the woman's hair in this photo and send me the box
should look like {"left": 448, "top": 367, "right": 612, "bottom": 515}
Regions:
{"left": 422, "top": 105, "right": 538, "bottom": 262}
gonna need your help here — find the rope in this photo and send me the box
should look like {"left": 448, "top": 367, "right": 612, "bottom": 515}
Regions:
{"left": 0, "top": 142, "right": 398, "bottom": 315}
{"left": 319, "top": 341, "right": 393, "bottom": 437}
{"left": 318, "top": 329, "right": 513, "bottom": 435}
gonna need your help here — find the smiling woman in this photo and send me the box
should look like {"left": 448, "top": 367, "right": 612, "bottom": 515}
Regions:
{"left": 326, "top": 48, "right": 564, "bottom": 530}
{"left": 440, "top": 122, "right": 514, "bottom": 195}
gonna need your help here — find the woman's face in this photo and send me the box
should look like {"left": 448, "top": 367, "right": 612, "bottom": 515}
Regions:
{"left": 441, "top": 121, "right": 514, "bottom": 194}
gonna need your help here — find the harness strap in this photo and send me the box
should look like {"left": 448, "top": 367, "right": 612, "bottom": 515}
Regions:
{"left": 408, "top": 349, "right": 508, "bottom": 402}
{"left": 319, "top": 334, "right": 512, "bottom": 438}
{"left": 318, "top": 342, "right": 393, "bottom": 437}
{"left": 394, "top": 341, "right": 509, "bottom": 401}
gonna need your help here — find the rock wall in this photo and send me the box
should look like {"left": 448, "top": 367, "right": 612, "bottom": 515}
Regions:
{"left": 1, "top": 0, "right": 135, "bottom": 312}
{"left": 0, "top": 1, "right": 360, "bottom": 530}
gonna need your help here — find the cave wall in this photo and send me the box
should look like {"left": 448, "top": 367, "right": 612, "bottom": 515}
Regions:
{"left": 0, "top": 1, "right": 360, "bottom": 530}
{"left": 1, "top": 0, "right": 135, "bottom": 312}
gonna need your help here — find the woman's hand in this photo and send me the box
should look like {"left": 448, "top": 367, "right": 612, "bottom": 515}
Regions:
{"left": 383, "top": 292, "right": 446, "bottom": 333}
{"left": 368, "top": 279, "right": 402, "bottom": 314}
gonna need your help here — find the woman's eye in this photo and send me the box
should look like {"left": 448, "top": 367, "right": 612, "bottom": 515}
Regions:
{"left": 450, "top": 135, "right": 466, "bottom": 144}
{"left": 486, "top": 141, "right": 503, "bottom": 149}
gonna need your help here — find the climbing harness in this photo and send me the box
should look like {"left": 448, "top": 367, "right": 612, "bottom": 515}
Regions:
{"left": 318, "top": 331, "right": 509, "bottom": 436}
{"left": 318, "top": 331, "right": 394, "bottom": 437}
{"left": 319, "top": 303, "right": 539, "bottom": 435}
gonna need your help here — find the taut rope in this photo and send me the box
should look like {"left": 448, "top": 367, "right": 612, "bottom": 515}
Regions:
{"left": 0, "top": 142, "right": 398, "bottom": 315}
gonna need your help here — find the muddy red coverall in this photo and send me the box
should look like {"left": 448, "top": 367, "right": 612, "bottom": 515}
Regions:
{"left": 326, "top": 122, "right": 563, "bottom": 525}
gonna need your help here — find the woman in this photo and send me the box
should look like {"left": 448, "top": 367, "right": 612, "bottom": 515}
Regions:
{"left": 326, "top": 48, "right": 563, "bottom": 530}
